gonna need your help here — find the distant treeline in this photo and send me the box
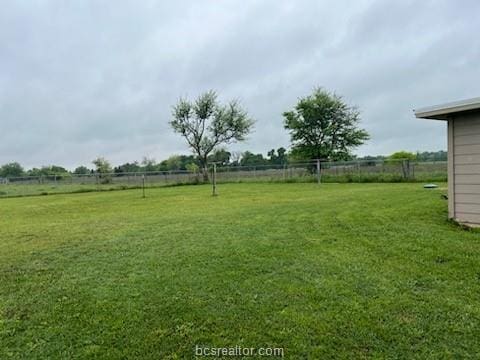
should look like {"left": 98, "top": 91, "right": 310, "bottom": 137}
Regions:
{"left": 355, "top": 150, "right": 447, "bottom": 163}
{"left": 0, "top": 149, "right": 447, "bottom": 178}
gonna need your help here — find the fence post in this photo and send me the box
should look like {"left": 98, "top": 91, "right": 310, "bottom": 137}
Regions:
{"left": 401, "top": 159, "right": 410, "bottom": 179}
{"left": 142, "top": 174, "right": 146, "bottom": 198}
{"left": 212, "top": 163, "right": 217, "bottom": 196}
{"left": 316, "top": 159, "right": 321, "bottom": 184}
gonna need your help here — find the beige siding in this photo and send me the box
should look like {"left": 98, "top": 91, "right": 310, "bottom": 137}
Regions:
{"left": 454, "top": 122, "right": 480, "bottom": 136}
{"left": 455, "top": 144, "right": 480, "bottom": 155}
{"left": 453, "top": 113, "right": 480, "bottom": 224}
{"left": 454, "top": 113, "right": 480, "bottom": 135}
{"left": 455, "top": 184, "right": 480, "bottom": 194}
{"left": 454, "top": 154, "right": 480, "bottom": 165}
{"left": 455, "top": 164, "right": 480, "bottom": 174}
{"left": 448, "top": 120, "right": 455, "bottom": 218}
{"left": 456, "top": 203, "right": 480, "bottom": 214}
{"left": 455, "top": 174, "right": 480, "bottom": 184}
{"left": 455, "top": 212, "right": 480, "bottom": 224}
{"left": 455, "top": 194, "right": 480, "bottom": 203}
{"left": 455, "top": 134, "right": 480, "bottom": 146}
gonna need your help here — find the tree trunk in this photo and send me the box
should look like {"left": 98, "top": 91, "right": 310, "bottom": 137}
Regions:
{"left": 199, "top": 156, "right": 209, "bottom": 182}
{"left": 202, "top": 166, "right": 209, "bottom": 182}
{"left": 195, "top": 154, "right": 209, "bottom": 183}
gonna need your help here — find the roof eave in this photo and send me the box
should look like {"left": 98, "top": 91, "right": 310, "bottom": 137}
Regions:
{"left": 414, "top": 97, "right": 480, "bottom": 120}
{"left": 414, "top": 110, "right": 450, "bottom": 120}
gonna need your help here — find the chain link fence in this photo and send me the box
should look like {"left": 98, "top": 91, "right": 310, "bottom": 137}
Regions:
{"left": 0, "top": 159, "right": 447, "bottom": 198}
{"left": 214, "top": 159, "right": 447, "bottom": 183}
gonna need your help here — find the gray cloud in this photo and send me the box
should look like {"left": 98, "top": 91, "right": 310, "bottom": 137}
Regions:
{"left": 1, "top": 0, "right": 479, "bottom": 169}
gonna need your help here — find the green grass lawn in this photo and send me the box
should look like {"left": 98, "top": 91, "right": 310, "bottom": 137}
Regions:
{"left": 1, "top": 183, "right": 479, "bottom": 358}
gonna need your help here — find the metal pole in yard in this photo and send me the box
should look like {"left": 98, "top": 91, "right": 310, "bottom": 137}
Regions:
{"left": 142, "top": 174, "right": 146, "bottom": 198}
{"left": 316, "top": 159, "right": 321, "bottom": 184}
{"left": 212, "top": 163, "right": 217, "bottom": 196}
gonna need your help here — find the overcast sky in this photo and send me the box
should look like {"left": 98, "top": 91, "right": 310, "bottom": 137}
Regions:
{"left": 1, "top": 0, "right": 479, "bottom": 169}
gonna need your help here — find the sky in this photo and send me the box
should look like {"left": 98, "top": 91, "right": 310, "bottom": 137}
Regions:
{"left": 1, "top": 0, "right": 479, "bottom": 169}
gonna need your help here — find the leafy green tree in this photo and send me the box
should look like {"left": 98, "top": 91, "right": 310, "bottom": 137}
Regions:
{"left": 27, "top": 168, "right": 41, "bottom": 176}
{"left": 170, "top": 90, "right": 254, "bottom": 180}
{"left": 267, "top": 147, "right": 287, "bottom": 165}
{"left": 0, "top": 162, "right": 24, "bottom": 178}
{"left": 388, "top": 151, "right": 417, "bottom": 162}
{"left": 74, "top": 166, "right": 91, "bottom": 175}
{"left": 178, "top": 155, "right": 198, "bottom": 170}
{"left": 387, "top": 151, "right": 417, "bottom": 178}
{"left": 28, "top": 165, "right": 70, "bottom": 179}
{"left": 92, "top": 157, "right": 112, "bottom": 173}
{"left": 114, "top": 162, "right": 141, "bottom": 174}
{"left": 277, "top": 147, "right": 287, "bottom": 164}
{"left": 240, "top": 151, "right": 267, "bottom": 166}
{"left": 141, "top": 157, "right": 157, "bottom": 172}
{"left": 283, "top": 88, "right": 369, "bottom": 161}
{"left": 50, "top": 165, "right": 67, "bottom": 174}
{"left": 415, "top": 150, "right": 447, "bottom": 162}
{"left": 157, "top": 160, "right": 169, "bottom": 171}
{"left": 207, "top": 149, "right": 231, "bottom": 166}
{"left": 185, "top": 163, "right": 199, "bottom": 173}
{"left": 356, "top": 155, "right": 384, "bottom": 166}
{"left": 356, "top": 155, "right": 386, "bottom": 161}
{"left": 267, "top": 149, "right": 276, "bottom": 162}
{"left": 92, "top": 157, "right": 112, "bottom": 183}
{"left": 166, "top": 155, "right": 183, "bottom": 171}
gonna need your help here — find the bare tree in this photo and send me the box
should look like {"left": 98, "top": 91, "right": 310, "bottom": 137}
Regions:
{"left": 170, "top": 91, "right": 254, "bottom": 180}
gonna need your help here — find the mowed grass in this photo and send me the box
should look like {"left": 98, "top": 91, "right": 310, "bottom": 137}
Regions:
{"left": 0, "top": 183, "right": 146, "bottom": 198}
{"left": 1, "top": 183, "right": 479, "bottom": 358}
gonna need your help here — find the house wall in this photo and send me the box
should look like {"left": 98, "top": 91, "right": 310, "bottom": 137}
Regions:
{"left": 452, "top": 112, "right": 480, "bottom": 225}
